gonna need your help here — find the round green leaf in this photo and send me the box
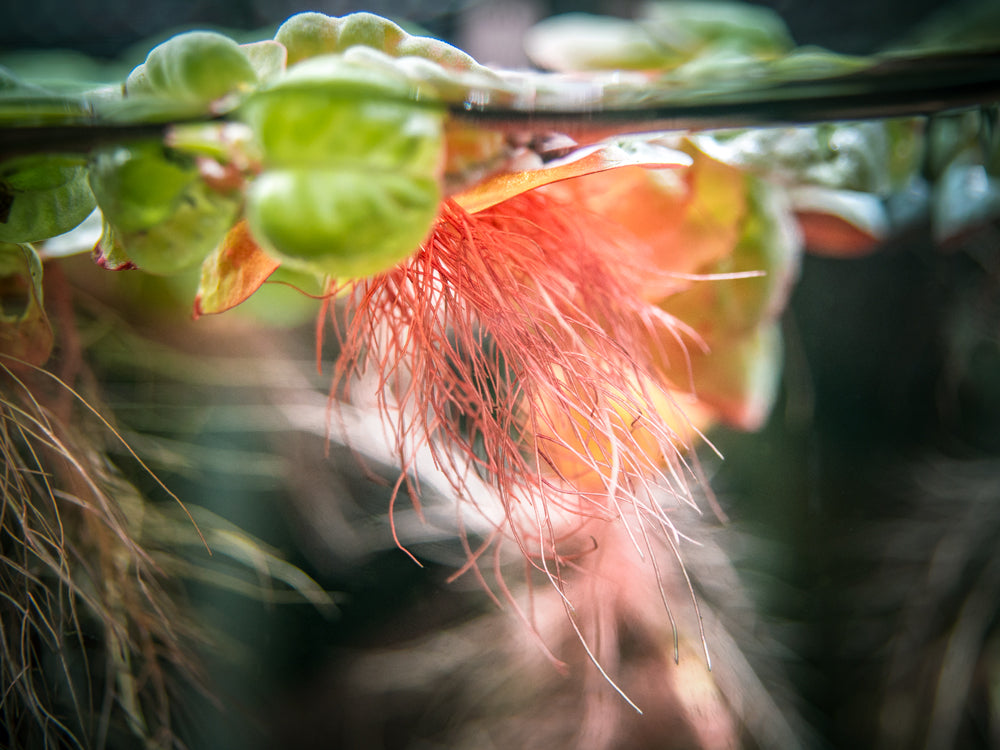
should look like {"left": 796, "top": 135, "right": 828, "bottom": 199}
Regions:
{"left": 274, "top": 12, "right": 345, "bottom": 66}
{"left": 116, "top": 183, "right": 240, "bottom": 275}
{"left": 90, "top": 142, "right": 240, "bottom": 274}
{"left": 126, "top": 31, "right": 257, "bottom": 105}
{"left": 245, "top": 168, "right": 439, "bottom": 278}
{"left": 239, "top": 54, "right": 444, "bottom": 175}
{"left": 89, "top": 142, "right": 195, "bottom": 233}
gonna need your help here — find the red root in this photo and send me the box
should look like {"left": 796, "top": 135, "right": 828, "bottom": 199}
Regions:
{"left": 326, "top": 191, "right": 711, "bottom": 695}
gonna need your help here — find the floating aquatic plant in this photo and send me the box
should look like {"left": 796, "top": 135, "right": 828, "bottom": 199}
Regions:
{"left": 2, "top": 4, "right": 999, "bottom": 748}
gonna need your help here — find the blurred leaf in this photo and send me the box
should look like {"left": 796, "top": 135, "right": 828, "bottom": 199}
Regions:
{"left": 275, "top": 10, "right": 482, "bottom": 72}
{"left": 0, "top": 242, "right": 52, "bottom": 365}
{"left": 239, "top": 40, "right": 287, "bottom": 82}
{"left": 0, "top": 66, "right": 95, "bottom": 125}
{"left": 524, "top": 1, "right": 793, "bottom": 73}
{"left": 244, "top": 168, "right": 439, "bottom": 278}
{"left": 125, "top": 31, "right": 258, "bottom": 108}
{"left": 194, "top": 219, "right": 280, "bottom": 317}
{"left": 789, "top": 185, "right": 889, "bottom": 256}
{"left": 453, "top": 136, "right": 691, "bottom": 214}
{"left": 0, "top": 51, "right": 127, "bottom": 93}
{"left": 889, "top": 0, "right": 1000, "bottom": 53}
{"left": 657, "top": 171, "right": 800, "bottom": 340}
{"left": 89, "top": 142, "right": 196, "bottom": 233}
{"left": 239, "top": 51, "right": 445, "bottom": 175}
{"left": 38, "top": 207, "right": 102, "bottom": 258}
{"left": 641, "top": 0, "right": 794, "bottom": 60}
{"left": 524, "top": 14, "right": 671, "bottom": 72}
{"left": 92, "top": 218, "right": 137, "bottom": 270}
{"left": 694, "top": 120, "right": 917, "bottom": 195}
{"left": 89, "top": 142, "right": 241, "bottom": 274}
{"left": 933, "top": 158, "right": 1000, "bottom": 242}
{"left": 151, "top": 504, "right": 337, "bottom": 615}
{"left": 0, "top": 154, "right": 95, "bottom": 243}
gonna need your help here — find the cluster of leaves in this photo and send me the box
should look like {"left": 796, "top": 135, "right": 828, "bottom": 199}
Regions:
{"left": 0, "top": 11, "right": 525, "bottom": 356}
{"left": 1, "top": 5, "right": 996, "bottom": 341}
{"left": 1, "top": 4, "right": 1000, "bottom": 748}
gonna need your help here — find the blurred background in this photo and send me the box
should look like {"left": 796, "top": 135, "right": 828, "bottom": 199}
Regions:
{"left": 3, "top": 1, "right": 1000, "bottom": 749}
{"left": 0, "top": 0, "right": 974, "bottom": 63}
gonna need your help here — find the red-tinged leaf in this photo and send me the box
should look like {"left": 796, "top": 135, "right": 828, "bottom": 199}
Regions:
{"left": 789, "top": 185, "right": 888, "bottom": 257}
{"left": 92, "top": 220, "right": 137, "bottom": 271}
{"left": 796, "top": 211, "right": 884, "bottom": 256}
{"left": 193, "top": 219, "right": 280, "bottom": 318}
{"left": 452, "top": 137, "right": 690, "bottom": 214}
{"left": 0, "top": 242, "right": 53, "bottom": 366}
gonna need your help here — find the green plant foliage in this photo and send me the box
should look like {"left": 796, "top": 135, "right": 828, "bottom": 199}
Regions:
{"left": 524, "top": 1, "right": 794, "bottom": 73}
{"left": 245, "top": 169, "right": 439, "bottom": 278}
{"left": 89, "top": 142, "right": 241, "bottom": 274}
{"left": 0, "top": 155, "right": 95, "bottom": 243}
{"left": 125, "top": 30, "right": 258, "bottom": 105}
{"left": 274, "top": 10, "right": 479, "bottom": 70}
{"left": 239, "top": 53, "right": 444, "bottom": 173}
{"left": 1, "top": 6, "right": 999, "bottom": 749}
{"left": 239, "top": 52, "right": 445, "bottom": 277}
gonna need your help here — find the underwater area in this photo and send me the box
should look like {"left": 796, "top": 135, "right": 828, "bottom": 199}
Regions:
{"left": 2, "top": 1, "right": 1000, "bottom": 748}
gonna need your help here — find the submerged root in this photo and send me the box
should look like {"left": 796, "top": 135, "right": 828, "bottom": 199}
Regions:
{"left": 0, "top": 358, "right": 205, "bottom": 750}
{"left": 327, "top": 191, "right": 716, "bottom": 698}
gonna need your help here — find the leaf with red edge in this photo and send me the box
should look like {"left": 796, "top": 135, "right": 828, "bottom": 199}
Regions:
{"left": 0, "top": 242, "right": 53, "bottom": 366}
{"left": 91, "top": 219, "right": 138, "bottom": 271}
{"left": 789, "top": 185, "right": 888, "bottom": 257}
{"left": 453, "top": 136, "right": 691, "bottom": 214}
{"left": 193, "top": 219, "right": 280, "bottom": 318}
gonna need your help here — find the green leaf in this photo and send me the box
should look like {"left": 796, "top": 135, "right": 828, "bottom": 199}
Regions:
{"left": 90, "top": 142, "right": 241, "bottom": 274}
{"left": 125, "top": 31, "right": 258, "bottom": 107}
{"left": 524, "top": 13, "right": 676, "bottom": 72}
{"left": 244, "top": 168, "right": 439, "bottom": 278}
{"left": 275, "top": 11, "right": 478, "bottom": 70}
{"left": 239, "top": 52, "right": 445, "bottom": 175}
{"left": 89, "top": 142, "right": 197, "bottom": 233}
{"left": 239, "top": 40, "right": 287, "bottom": 82}
{"left": 0, "top": 65, "right": 96, "bottom": 124}
{"left": 275, "top": 11, "right": 357, "bottom": 66}
{"left": 238, "top": 50, "right": 446, "bottom": 280}
{"left": 524, "top": 2, "right": 793, "bottom": 73}
{"left": 92, "top": 218, "right": 137, "bottom": 270}
{"left": 641, "top": 1, "right": 794, "bottom": 59}
{"left": 694, "top": 120, "right": 915, "bottom": 195}
{"left": 0, "top": 155, "right": 96, "bottom": 243}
